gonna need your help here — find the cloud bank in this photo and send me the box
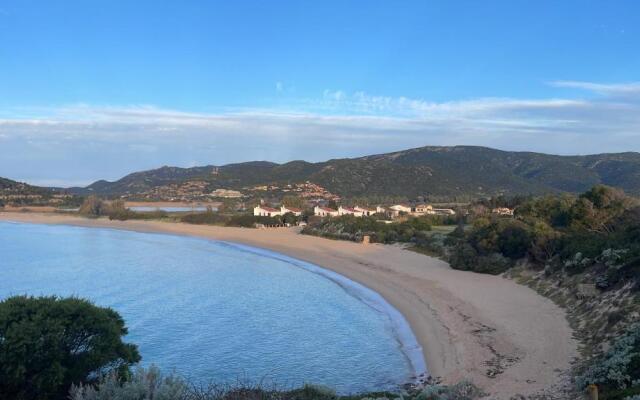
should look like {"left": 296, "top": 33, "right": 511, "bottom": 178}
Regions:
{"left": 1, "top": 81, "right": 639, "bottom": 186}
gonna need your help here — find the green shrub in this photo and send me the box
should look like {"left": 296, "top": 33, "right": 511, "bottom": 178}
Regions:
{"left": 69, "top": 366, "right": 188, "bottom": 400}
{"left": 576, "top": 323, "right": 640, "bottom": 396}
{"left": 414, "top": 381, "right": 483, "bottom": 400}
{"left": 0, "top": 296, "right": 140, "bottom": 400}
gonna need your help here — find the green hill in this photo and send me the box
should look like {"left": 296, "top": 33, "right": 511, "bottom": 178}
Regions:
{"left": 71, "top": 146, "right": 640, "bottom": 199}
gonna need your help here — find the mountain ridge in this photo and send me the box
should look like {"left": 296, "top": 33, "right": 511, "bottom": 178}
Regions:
{"left": 47, "top": 145, "right": 640, "bottom": 198}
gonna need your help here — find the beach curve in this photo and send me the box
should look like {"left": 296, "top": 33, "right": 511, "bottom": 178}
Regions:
{"left": 0, "top": 212, "right": 577, "bottom": 399}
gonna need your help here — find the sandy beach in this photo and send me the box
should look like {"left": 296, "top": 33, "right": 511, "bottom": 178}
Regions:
{"left": 0, "top": 212, "right": 577, "bottom": 399}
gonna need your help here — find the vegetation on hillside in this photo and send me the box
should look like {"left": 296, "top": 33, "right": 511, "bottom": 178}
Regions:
{"left": 180, "top": 210, "right": 302, "bottom": 227}
{"left": 302, "top": 215, "right": 455, "bottom": 255}
{"left": 447, "top": 185, "right": 640, "bottom": 280}
{"left": 69, "top": 146, "right": 640, "bottom": 200}
{"left": 69, "top": 367, "right": 482, "bottom": 400}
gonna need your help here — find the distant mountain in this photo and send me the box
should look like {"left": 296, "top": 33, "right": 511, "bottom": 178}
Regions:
{"left": 72, "top": 146, "right": 640, "bottom": 199}
{"left": 0, "top": 177, "right": 44, "bottom": 193}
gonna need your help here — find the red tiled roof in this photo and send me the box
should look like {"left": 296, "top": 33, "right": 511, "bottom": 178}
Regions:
{"left": 258, "top": 206, "right": 279, "bottom": 212}
{"left": 318, "top": 206, "right": 337, "bottom": 212}
{"left": 283, "top": 206, "right": 302, "bottom": 212}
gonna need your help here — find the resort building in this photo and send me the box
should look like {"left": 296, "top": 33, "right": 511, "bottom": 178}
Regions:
{"left": 390, "top": 204, "right": 413, "bottom": 213}
{"left": 280, "top": 205, "right": 303, "bottom": 216}
{"left": 389, "top": 204, "right": 412, "bottom": 217}
{"left": 314, "top": 206, "right": 340, "bottom": 217}
{"left": 492, "top": 207, "right": 514, "bottom": 216}
{"left": 413, "top": 204, "right": 434, "bottom": 215}
{"left": 432, "top": 208, "right": 456, "bottom": 215}
{"left": 338, "top": 206, "right": 365, "bottom": 217}
{"left": 354, "top": 206, "right": 377, "bottom": 216}
{"left": 253, "top": 206, "right": 282, "bottom": 217}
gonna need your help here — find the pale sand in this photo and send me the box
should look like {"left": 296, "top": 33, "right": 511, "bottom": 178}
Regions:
{"left": 0, "top": 212, "right": 577, "bottom": 399}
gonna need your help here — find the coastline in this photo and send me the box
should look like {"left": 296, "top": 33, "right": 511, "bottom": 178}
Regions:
{"left": 224, "top": 241, "right": 427, "bottom": 380}
{"left": 0, "top": 212, "right": 577, "bottom": 399}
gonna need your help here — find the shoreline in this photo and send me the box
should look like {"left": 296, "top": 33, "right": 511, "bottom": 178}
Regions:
{"left": 0, "top": 212, "right": 578, "bottom": 399}
{"left": 223, "top": 241, "right": 427, "bottom": 381}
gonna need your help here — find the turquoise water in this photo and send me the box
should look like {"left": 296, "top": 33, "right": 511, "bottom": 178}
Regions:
{"left": 0, "top": 222, "right": 418, "bottom": 393}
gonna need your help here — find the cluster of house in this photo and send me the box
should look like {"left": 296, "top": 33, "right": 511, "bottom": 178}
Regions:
{"left": 313, "top": 205, "right": 380, "bottom": 217}
{"left": 253, "top": 205, "right": 303, "bottom": 217}
{"left": 253, "top": 202, "right": 519, "bottom": 223}
{"left": 254, "top": 203, "right": 457, "bottom": 219}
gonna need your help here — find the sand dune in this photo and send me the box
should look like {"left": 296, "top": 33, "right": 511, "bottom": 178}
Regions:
{"left": 0, "top": 212, "right": 577, "bottom": 399}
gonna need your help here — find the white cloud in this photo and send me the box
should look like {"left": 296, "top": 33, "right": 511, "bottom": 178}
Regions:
{"left": 550, "top": 80, "right": 640, "bottom": 96}
{"left": 2, "top": 81, "right": 640, "bottom": 185}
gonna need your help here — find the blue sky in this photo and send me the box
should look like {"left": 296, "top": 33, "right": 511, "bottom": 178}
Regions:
{"left": 1, "top": 1, "right": 639, "bottom": 186}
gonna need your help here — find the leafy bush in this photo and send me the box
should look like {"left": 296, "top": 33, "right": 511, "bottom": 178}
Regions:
{"left": 575, "top": 323, "right": 640, "bottom": 397}
{"left": 69, "top": 366, "right": 188, "bottom": 400}
{"left": 414, "top": 381, "right": 483, "bottom": 400}
{"left": 447, "top": 186, "right": 640, "bottom": 288}
{"left": 181, "top": 211, "right": 228, "bottom": 225}
{"left": 0, "top": 296, "right": 140, "bottom": 400}
{"left": 302, "top": 215, "right": 432, "bottom": 247}
{"left": 68, "top": 367, "right": 482, "bottom": 400}
{"left": 79, "top": 195, "right": 107, "bottom": 217}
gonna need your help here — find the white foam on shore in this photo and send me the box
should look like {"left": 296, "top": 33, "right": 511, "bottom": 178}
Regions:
{"left": 221, "top": 241, "right": 429, "bottom": 381}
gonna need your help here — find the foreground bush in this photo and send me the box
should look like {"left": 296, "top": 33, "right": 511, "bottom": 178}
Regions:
{"left": 69, "top": 367, "right": 483, "bottom": 400}
{"left": 0, "top": 296, "right": 140, "bottom": 400}
{"left": 69, "top": 366, "right": 188, "bottom": 400}
{"left": 575, "top": 323, "right": 640, "bottom": 399}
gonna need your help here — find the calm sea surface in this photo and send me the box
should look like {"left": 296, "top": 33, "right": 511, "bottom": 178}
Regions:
{"left": 0, "top": 222, "right": 415, "bottom": 393}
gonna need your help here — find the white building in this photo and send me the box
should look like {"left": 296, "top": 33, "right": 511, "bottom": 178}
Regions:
{"left": 338, "top": 206, "right": 365, "bottom": 217}
{"left": 491, "top": 207, "right": 514, "bottom": 216}
{"left": 390, "top": 204, "right": 413, "bottom": 213}
{"left": 388, "top": 204, "right": 412, "bottom": 217}
{"left": 354, "top": 206, "right": 377, "bottom": 216}
{"left": 413, "top": 204, "right": 434, "bottom": 215}
{"left": 281, "top": 205, "right": 303, "bottom": 216}
{"left": 253, "top": 206, "right": 282, "bottom": 217}
{"left": 314, "top": 206, "right": 339, "bottom": 217}
{"left": 433, "top": 208, "right": 456, "bottom": 215}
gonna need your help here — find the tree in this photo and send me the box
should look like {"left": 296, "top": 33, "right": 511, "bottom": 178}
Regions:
{"left": 0, "top": 296, "right": 141, "bottom": 400}
{"left": 79, "top": 195, "right": 105, "bottom": 217}
{"left": 282, "top": 195, "right": 305, "bottom": 209}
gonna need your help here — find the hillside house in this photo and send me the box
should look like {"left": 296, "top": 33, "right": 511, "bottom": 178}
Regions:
{"left": 354, "top": 206, "right": 377, "bottom": 216}
{"left": 433, "top": 208, "right": 456, "bottom": 215}
{"left": 492, "top": 207, "right": 514, "bottom": 216}
{"left": 338, "top": 206, "right": 365, "bottom": 217}
{"left": 413, "top": 204, "right": 434, "bottom": 215}
{"left": 281, "top": 205, "right": 303, "bottom": 216}
{"left": 389, "top": 204, "right": 412, "bottom": 217}
{"left": 390, "top": 204, "right": 412, "bottom": 213}
{"left": 253, "top": 206, "right": 282, "bottom": 217}
{"left": 314, "top": 206, "right": 339, "bottom": 217}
